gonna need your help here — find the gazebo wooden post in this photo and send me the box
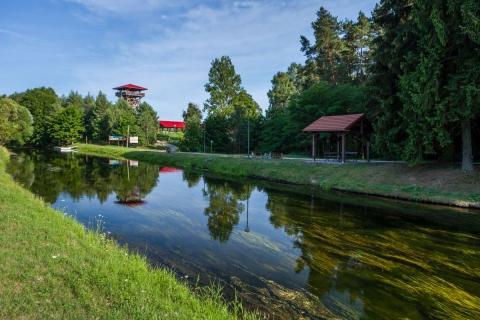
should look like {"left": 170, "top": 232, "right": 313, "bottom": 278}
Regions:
{"left": 367, "top": 141, "right": 371, "bottom": 162}
{"left": 341, "top": 133, "right": 346, "bottom": 163}
{"left": 312, "top": 133, "right": 316, "bottom": 162}
{"left": 336, "top": 134, "right": 340, "bottom": 161}
{"left": 360, "top": 120, "right": 365, "bottom": 159}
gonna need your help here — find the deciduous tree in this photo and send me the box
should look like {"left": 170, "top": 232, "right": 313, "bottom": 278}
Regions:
{"left": 11, "top": 87, "right": 59, "bottom": 145}
{"left": 0, "top": 98, "right": 33, "bottom": 146}
{"left": 48, "top": 106, "right": 84, "bottom": 146}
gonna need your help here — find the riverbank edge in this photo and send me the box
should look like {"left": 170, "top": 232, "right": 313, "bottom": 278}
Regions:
{"left": 0, "top": 146, "right": 256, "bottom": 319}
{"left": 75, "top": 143, "right": 480, "bottom": 209}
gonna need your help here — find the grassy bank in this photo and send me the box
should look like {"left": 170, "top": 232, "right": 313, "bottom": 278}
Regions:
{"left": 0, "top": 146, "right": 256, "bottom": 319}
{"left": 75, "top": 143, "right": 480, "bottom": 208}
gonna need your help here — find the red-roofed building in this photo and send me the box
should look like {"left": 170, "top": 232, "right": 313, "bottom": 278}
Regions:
{"left": 159, "top": 120, "right": 185, "bottom": 131}
{"left": 303, "top": 114, "right": 365, "bottom": 132}
{"left": 113, "top": 83, "right": 147, "bottom": 108}
{"left": 303, "top": 114, "right": 371, "bottom": 163}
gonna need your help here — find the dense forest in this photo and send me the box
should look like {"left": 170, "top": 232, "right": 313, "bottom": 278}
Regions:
{"left": 1, "top": 1, "right": 479, "bottom": 170}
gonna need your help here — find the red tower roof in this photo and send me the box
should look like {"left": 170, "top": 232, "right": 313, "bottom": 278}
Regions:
{"left": 113, "top": 84, "right": 147, "bottom": 91}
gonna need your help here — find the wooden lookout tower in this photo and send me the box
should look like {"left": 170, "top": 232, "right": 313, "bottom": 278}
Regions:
{"left": 113, "top": 84, "right": 147, "bottom": 108}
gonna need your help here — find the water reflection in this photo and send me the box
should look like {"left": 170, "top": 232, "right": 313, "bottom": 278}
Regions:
{"left": 8, "top": 151, "right": 159, "bottom": 203}
{"left": 201, "top": 177, "right": 253, "bottom": 242}
{"left": 7, "top": 150, "right": 480, "bottom": 319}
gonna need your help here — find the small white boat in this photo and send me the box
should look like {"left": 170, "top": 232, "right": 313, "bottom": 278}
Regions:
{"left": 54, "top": 146, "right": 76, "bottom": 153}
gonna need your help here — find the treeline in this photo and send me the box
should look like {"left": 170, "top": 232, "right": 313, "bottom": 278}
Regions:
{"left": 183, "top": 2, "right": 479, "bottom": 170}
{"left": 1, "top": 88, "right": 158, "bottom": 147}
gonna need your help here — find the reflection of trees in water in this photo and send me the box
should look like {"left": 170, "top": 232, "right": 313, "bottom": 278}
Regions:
{"left": 114, "top": 163, "right": 159, "bottom": 204}
{"left": 7, "top": 151, "right": 159, "bottom": 205}
{"left": 265, "top": 191, "right": 480, "bottom": 319}
{"left": 182, "top": 170, "right": 201, "bottom": 188}
{"left": 7, "top": 152, "right": 36, "bottom": 189}
{"left": 201, "top": 177, "right": 253, "bottom": 242}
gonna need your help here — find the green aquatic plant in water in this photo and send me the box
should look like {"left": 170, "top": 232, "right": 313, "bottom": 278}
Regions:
{"left": 267, "top": 192, "right": 480, "bottom": 319}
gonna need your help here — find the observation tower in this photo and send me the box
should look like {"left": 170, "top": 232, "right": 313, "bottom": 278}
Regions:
{"left": 113, "top": 83, "right": 147, "bottom": 108}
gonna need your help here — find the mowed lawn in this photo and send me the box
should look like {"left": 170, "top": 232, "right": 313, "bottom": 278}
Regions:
{"left": 75, "top": 143, "right": 480, "bottom": 208}
{"left": 0, "top": 147, "right": 257, "bottom": 320}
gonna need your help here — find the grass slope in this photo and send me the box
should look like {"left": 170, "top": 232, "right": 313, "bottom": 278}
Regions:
{"left": 0, "top": 147, "right": 256, "bottom": 320}
{"left": 75, "top": 144, "right": 480, "bottom": 208}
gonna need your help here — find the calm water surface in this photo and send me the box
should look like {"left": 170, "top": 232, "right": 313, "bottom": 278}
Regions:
{"left": 7, "top": 150, "right": 480, "bottom": 319}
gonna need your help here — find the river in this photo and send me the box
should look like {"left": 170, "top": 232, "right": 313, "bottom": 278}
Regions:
{"left": 7, "top": 150, "right": 480, "bottom": 319}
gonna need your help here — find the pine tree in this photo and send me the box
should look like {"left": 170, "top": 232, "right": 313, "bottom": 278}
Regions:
{"left": 231, "top": 91, "right": 262, "bottom": 153}
{"left": 267, "top": 72, "right": 298, "bottom": 112}
{"left": 91, "top": 92, "right": 112, "bottom": 141}
{"left": 83, "top": 94, "right": 96, "bottom": 142}
{"left": 204, "top": 56, "right": 243, "bottom": 116}
{"left": 370, "top": 0, "right": 479, "bottom": 169}
{"left": 442, "top": 0, "right": 480, "bottom": 170}
{"left": 204, "top": 56, "right": 260, "bottom": 153}
{"left": 181, "top": 103, "right": 203, "bottom": 152}
{"left": 136, "top": 102, "right": 158, "bottom": 146}
{"left": 301, "top": 7, "right": 345, "bottom": 84}
{"left": 111, "top": 99, "right": 138, "bottom": 138}
{"left": 369, "top": 0, "right": 416, "bottom": 160}
{"left": 343, "top": 12, "right": 376, "bottom": 82}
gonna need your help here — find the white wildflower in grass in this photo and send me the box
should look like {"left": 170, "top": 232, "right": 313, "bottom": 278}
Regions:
{"left": 52, "top": 255, "right": 58, "bottom": 259}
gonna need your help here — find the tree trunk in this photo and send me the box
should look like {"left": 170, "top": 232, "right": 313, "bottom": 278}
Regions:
{"left": 461, "top": 120, "right": 474, "bottom": 171}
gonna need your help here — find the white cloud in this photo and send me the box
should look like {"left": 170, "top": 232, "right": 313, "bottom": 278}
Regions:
{"left": 69, "top": 1, "right": 323, "bottom": 119}
{"left": 4, "top": 1, "right": 377, "bottom": 120}
{"left": 64, "top": 0, "right": 184, "bottom": 14}
{"left": 0, "top": 28, "right": 35, "bottom": 42}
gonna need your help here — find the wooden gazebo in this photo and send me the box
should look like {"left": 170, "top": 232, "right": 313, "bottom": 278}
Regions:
{"left": 303, "top": 113, "right": 371, "bottom": 163}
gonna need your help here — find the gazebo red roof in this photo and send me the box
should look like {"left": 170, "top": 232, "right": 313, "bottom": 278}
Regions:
{"left": 303, "top": 113, "right": 365, "bottom": 132}
{"left": 113, "top": 84, "right": 147, "bottom": 91}
{"left": 159, "top": 120, "right": 185, "bottom": 129}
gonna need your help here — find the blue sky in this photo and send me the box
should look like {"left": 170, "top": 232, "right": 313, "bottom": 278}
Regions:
{"left": 0, "top": 0, "right": 377, "bottom": 119}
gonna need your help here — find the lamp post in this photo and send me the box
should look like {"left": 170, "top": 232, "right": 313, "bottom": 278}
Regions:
{"left": 247, "top": 119, "right": 251, "bottom": 157}
{"left": 126, "top": 125, "right": 130, "bottom": 148}
{"left": 203, "top": 128, "right": 206, "bottom": 153}
{"left": 210, "top": 140, "right": 213, "bottom": 153}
